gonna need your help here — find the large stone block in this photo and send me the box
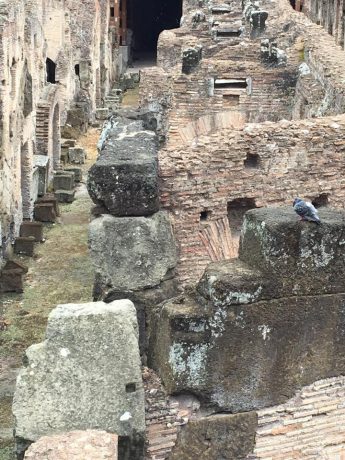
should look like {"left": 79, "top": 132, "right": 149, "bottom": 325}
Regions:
{"left": 87, "top": 118, "right": 158, "bottom": 216}
{"left": 169, "top": 412, "right": 257, "bottom": 460}
{"left": 150, "top": 208, "right": 345, "bottom": 413}
{"left": 13, "top": 300, "right": 145, "bottom": 459}
{"left": 239, "top": 208, "right": 345, "bottom": 296}
{"left": 89, "top": 212, "right": 177, "bottom": 293}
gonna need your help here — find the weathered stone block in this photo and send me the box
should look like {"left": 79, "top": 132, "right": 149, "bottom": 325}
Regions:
{"left": 239, "top": 208, "right": 345, "bottom": 296}
{"left": 14, "top": 237, "right": 35, "bottom": 257}
{"left": 20, "top": 222, "right": 43, "bottom": 242}
{"left": 89, "top": 212, "right": 177, "bottom": 293}
{"left": 55, "top": 190, "right": 75, "bottom": 203}
{"left": 34, "top": 203, "right": 56, "bottom": 223}
{"left": 36, "top": 194, "right": 60, "bottom": 217}
{"left": 95, "top": 108, "right": 110, "bottom": 120}
{"left": 170, "top": 412, "right": 257, "bottom": 460}
{"left": 150, "top": 209, "right": 345, "bottom": 412}
{"left": 53, "top": 173, "right": 74, "bottom": 191}
{"left": 13, "top": 300, "right": 145, "bottom": 458}
{"left": 64, "top": 167, "right": 82, "bottom": 182}
{"left": 24, "top": 430, "right": 118, "bottom": 460}
{"left": 87, "top": 119, "right": 158, "bottom": 216}
{"left": 68, "top": 147, "right": 86, "bottom": 164}
{"left": 0, "top": 260, "right": 28, "bottom": 293}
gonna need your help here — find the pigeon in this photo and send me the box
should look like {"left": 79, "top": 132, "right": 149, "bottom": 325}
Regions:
{"left": 293, "top": 198, "right": 321, "bottom": 225}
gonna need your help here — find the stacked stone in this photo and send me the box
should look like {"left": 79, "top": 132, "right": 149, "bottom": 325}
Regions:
{"left": 87, "top": 115, "right": 177, "bottom": 354}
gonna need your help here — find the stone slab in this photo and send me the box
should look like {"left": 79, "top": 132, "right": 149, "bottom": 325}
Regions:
{"left": 64, "top": 167, "right": 82, "bottom": 182}
{"left": 34, "top": 203, "right": 56, "bottom": 223}
{"left": 87, "top": 118, "right": 158, "bottom": 216}
{"left": 13, "top": 300, "right": 145, "bottom": 457}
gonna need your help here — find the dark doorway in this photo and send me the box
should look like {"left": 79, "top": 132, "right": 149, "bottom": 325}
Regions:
{"left": 46, "top": 58, "right": 57, "bottom": 84}
{"left": 127, "top": 0, "right": 182, "bottom": 63}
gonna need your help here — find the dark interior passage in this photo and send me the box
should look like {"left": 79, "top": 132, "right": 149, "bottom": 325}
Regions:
{"left": 127, "top": 0, "right": 182, "bottom": 62}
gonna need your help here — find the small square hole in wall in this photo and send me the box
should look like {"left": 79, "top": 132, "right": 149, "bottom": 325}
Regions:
{"left": 244, "top": 153, "right": 260, "bottom": 168}
{"left": 126, "top": 383, "right": 136, "bottom": 393}
{"left": 200, "top": 210, "right": 211, "bottom": 221}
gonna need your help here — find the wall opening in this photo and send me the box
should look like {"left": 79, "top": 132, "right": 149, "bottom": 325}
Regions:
{"left": 216, "top": 29, "right": 242, "bottom": 38}
{"left": 214, "top": 78, "right": 248, "bottom": 89}
{"left": 227, "top": 198, "right": 257, "bottom": 236}
{"left": 74, "top": 64, "right": 80, "bottom": 77}
{"left": 46, "top": 58, "right": 57, "bottom": 84}
{"left": 126, "top": 0, "right": 182, "bottom": 63}
{"left": 244, "top": 153, "right": 260, "bottom": 168}
{"left": 312, "top": 193, "right": 329, "bottom": 208}
{"left": 200, "top": 210, "right": 211, "bottom": 221}
{"left": 110, "top": 6, "right": 115, "bottom": 17}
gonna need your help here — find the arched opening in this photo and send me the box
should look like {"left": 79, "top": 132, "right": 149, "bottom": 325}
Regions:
{"left": 125, "top": 0, "right": 182, "bottom": 64}
{"left": 46, "top": 57, "right": 57, "bottom": 84}
{"left": 21, "top": 143, "right": 32, "bottom": 219}
{"left": 52, "top": 104, "right": 61, "bottom": 170}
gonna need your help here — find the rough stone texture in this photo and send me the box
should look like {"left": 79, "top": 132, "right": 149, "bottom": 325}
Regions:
{"left": 89, "top": 212, "right": 177, "bottom": 293}
{"left": 13, "top": 300, "right": 145, "bottom": 458}
{"left": 239, "top": 208, "right": 345, "bottom": 296}
{"left": 0, "top": 260, "right": 28, "bottom": 293}
{"left": 24, "top": 430, "right": 118, "bottom": 460}
{"left": 68, "top": 147, "right": 86, "bottom": 164}
{"left": 87, "top": 118, "right": 158, "bottom": 217}
{"left": 170, "top": 412, "right": 257, "bottom": 460}
{"left": 151, "top": 209, "right": 345, "bottom": 412}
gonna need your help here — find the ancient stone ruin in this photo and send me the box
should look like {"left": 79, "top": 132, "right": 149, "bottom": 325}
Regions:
{"left": 3, "top": 0, "right": 345, "bottom": 459}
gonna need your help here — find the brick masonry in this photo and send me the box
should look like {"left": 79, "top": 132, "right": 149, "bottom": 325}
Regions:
{"left": 248, "top": 376, "right": 345, "bottom": 459}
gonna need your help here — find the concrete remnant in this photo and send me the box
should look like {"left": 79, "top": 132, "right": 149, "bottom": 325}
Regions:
{"left": 13, "top": 299, "right": 145, "bottom": 459}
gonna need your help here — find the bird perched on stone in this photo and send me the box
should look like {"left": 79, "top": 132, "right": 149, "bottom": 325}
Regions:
{"left": 293, "top": 198, "right": 321, "bottom": 224}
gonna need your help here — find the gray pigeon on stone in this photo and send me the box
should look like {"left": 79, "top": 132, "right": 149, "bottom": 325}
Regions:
{"left": 293, "top": 198, "right": 321, "bottom": 224}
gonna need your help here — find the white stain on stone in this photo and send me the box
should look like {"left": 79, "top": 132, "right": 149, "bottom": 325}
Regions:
{"left": 59, "top": 348, "right": 70, "bottom": 358}
{"left": 258, "top": 324, "right": 271, "bottom": 341}
{"left": 169, "top": 342, "right": 208, "bottom": 386}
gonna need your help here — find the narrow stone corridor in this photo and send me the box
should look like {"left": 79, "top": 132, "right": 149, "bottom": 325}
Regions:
{"left": 0, "top": 129, "right": 100, "bottom": 460}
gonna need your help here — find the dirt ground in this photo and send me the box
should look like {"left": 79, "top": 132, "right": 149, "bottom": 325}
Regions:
{"left": 0, "top": 128, "right": 100, "bottom": 460}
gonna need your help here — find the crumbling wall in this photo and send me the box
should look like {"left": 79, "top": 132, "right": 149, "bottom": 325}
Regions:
{"left": 160, "top": 114, "right": 345, "bottom": 284}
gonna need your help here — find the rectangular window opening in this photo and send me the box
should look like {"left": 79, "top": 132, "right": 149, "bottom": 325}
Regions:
{"left": 110, "top": 7, "right": 115, "bottom": 17}
{"left": 214, "top": 78, "right": 248, "bottom": 89}
{"left": 216, "top": 29, "right": 241, "bottom": 38}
